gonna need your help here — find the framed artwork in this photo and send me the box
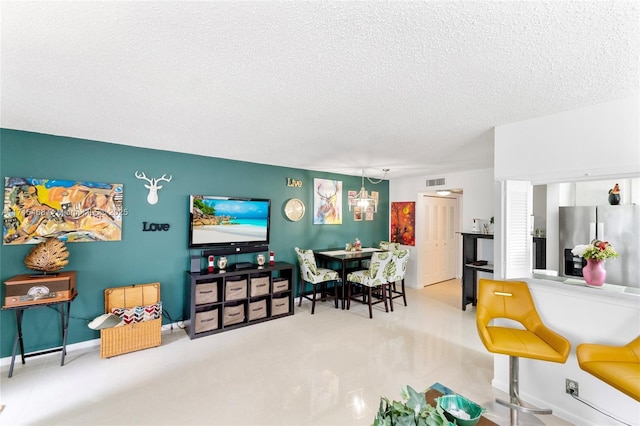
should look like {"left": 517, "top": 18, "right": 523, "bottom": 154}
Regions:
{"left": 390, "top": 201, "right": 415, "bottom": 246}
{"left": 313, "top": 178, "right": 342, "bottom": 225}
{"left": 371, "top": 191, "right": 379, "bottom": 204}
{"left": 353, "top": 207, "right": 363, "bottom": 221}
{"left": 347, "top": 190, "right": 357, "bottom": 208}
{"left": 365, "top": 206, "right": 374, "bottom": 221}
{"left": 3, "top": 177, "right": 124, "bottom": 244}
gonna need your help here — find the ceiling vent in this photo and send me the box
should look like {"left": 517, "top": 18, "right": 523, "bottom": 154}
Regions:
{"left": 425, "top": 178, "right": 446, "bottom": 187}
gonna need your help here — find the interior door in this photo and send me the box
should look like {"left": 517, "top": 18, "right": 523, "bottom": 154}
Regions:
{"left": 421, "top": 195, "right": 458, "bottom": 285}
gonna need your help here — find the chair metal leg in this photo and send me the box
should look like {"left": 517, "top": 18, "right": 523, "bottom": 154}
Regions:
{"left": 495, "top": 356, "right": 552, "bottom": 425}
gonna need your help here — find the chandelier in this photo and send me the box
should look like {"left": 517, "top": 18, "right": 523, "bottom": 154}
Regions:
{"left": 349, "top": 169, "right": 389, "bottom": 213}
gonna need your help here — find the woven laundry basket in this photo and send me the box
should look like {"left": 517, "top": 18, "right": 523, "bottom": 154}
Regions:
{"left": 100, "top": 282, "right": 161, "bottom": 358}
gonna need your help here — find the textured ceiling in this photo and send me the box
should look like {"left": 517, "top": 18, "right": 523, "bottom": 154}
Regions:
{"left": 1, "top": 1, "right": 638, "bottom": 179}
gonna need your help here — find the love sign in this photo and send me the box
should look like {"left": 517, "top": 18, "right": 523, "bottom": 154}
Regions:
{"left": 142, "top": 222, "right": 171, "bottom": 232}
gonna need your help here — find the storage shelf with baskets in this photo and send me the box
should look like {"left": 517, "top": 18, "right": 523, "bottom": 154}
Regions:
{"left": 185, "top": 262, "right": 295, "bottom": 339}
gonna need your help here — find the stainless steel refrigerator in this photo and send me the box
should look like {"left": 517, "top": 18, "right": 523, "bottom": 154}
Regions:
{"left": 559, "top": 205, "right": 640, "bottom": 287}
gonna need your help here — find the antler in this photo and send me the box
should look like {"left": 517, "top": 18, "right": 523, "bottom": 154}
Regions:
{"left": 156, "top": 174, "right": 172, "bottom": 183}
{"left": 316, "top": 185, "right": 337, "bottom": 201}
{"left": 135, "top": 171, "right": 152, "bottom": 184}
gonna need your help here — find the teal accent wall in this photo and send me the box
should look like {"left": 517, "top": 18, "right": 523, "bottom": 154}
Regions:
{"left": 0, "top": 129, "right": 389, "bottom": 358}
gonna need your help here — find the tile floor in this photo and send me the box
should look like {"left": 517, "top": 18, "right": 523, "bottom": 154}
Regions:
{"left": 0, "top": 279, "right": 573, "bottom": 425}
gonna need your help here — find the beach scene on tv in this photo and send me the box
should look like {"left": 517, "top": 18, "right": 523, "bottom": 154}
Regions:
{"left": 191, "top": 197, "right": 269, "bottom": 245}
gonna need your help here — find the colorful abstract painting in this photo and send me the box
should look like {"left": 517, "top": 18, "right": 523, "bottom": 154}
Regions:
{"left": 3, "top": 177, "right": 124, "bottom": 244}
{"left": 313, "top": 178, "right": 342, "bottom": 225}
{"left": 390, "top": 201, "right": 415, "bottom": 246}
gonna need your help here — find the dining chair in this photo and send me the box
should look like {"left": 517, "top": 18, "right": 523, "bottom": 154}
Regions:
{"left": 379, "top": 241, "right": 401, "bottom": 251}
{"left": 294, "top": 247, "right": 340, "bottom": 314}
{"left": 387, "top": 249, "right": 410, "bottom": 310}
{"left": 346, "top": 251, "right": 393, "bottom": 318}
{"left": 362, "top": 240, "right": 400, "bottom": 269}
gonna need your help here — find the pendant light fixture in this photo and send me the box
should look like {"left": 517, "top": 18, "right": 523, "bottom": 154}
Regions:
{"left": 349, "top": 169, "right": 389, "bottom": 214}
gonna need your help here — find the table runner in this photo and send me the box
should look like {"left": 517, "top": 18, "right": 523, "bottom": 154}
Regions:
{"left": 318, "top": 247, "right": 381, "bottom": 256}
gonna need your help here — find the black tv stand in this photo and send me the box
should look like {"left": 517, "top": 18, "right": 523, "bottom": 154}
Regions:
{"left": 185, "top": 262, "right": 294, "bottom": 339}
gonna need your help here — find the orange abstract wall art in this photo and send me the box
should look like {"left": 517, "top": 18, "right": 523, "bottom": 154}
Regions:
{"left": 390, "top": 201, "right": 415, "bottom": 246}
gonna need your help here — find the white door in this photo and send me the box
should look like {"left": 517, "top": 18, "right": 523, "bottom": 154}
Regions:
{"left": 421, "top": 195, "right": 458, "bottom": 285}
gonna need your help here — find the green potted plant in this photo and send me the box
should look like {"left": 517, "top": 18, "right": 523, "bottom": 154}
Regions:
{"left": 373, "top": 385, "right": 450, "bottom": 426}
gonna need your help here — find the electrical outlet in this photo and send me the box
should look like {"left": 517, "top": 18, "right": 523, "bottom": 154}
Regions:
{"left": 565, "top": 379, "right": 579, "bottom": 397}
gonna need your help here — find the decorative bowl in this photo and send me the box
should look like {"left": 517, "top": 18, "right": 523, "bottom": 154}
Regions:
{"left": 436, "top": 394, "right": 485, "bottom": 426}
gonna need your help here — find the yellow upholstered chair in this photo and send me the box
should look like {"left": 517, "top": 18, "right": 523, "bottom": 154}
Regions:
{"left": 576, "top": 335, "right": 640, "bottom": 402}
{"left": 476, "top": 279, "right": 571, "bottom": 425}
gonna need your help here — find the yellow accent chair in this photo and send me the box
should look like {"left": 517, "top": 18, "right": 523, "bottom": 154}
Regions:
{"left": 476, "top": 279, "right": 571, "bottom": 425}
{"left": 576, "top": 335, "right": 640, "bottom": 402}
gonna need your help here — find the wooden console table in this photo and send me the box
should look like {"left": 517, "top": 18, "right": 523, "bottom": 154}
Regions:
{"left": 2, "top": 293, "right": 77, "bottom": 378}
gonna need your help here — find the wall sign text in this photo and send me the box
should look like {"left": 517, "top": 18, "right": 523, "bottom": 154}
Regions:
{"left": 142, "top": 222, "right": 171, "bottom": 232}
{"left": 286, "top": 178, "right": 302, "bottom": 188}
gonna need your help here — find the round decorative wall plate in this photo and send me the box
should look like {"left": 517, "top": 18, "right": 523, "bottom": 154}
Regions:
{"left": 284, "top": 198, "right": 305, "bottom": 221}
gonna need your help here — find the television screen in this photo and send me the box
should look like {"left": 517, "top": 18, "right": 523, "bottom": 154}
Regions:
{"left": 189, "top": 195, "right": 270, "bottom": 248}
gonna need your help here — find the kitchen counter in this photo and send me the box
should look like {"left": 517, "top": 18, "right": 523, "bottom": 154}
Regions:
{"left": 489, "top": 274, "right": 640, "bottom": 426}
{"left": 530, "top": 272, "right": 640, "bottom": 301}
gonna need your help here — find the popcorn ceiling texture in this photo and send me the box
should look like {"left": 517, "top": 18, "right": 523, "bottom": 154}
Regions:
{"left": 1, "top": 1, "right": 638, "bottom": 177}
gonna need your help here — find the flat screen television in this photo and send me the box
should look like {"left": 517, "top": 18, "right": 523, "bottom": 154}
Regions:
{"left": 189, "top": 195, "right": 271, "bottom": 249}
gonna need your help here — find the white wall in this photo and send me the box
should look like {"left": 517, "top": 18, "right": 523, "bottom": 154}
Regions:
{"left": 390, "top": 168, "right": 494, "bottom": 288}
{"left": 493, "top": 95, "right": 640, "bottom": 425}
{"left": 573, "top": 178, "right": 640, "bottom": 206}
{"left": 495, "top": 94, "right": 640, "bottom": 184}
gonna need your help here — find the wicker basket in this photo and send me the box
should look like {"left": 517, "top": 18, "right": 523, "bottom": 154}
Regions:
{"left": 100, "top": 282, "right": 162, "bottom": 358}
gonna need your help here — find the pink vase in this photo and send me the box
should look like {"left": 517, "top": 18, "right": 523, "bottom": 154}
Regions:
{"left": 583, "top": 259, "right": 606, "bottom": 287}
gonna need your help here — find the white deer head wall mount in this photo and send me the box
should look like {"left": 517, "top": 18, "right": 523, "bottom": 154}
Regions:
{"left": 135, "top": 171, "right": 172, "bottom": 205}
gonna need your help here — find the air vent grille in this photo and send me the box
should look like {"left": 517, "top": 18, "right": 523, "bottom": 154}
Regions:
{"left": 426, "top": 178, "right": 445, "bottom": 187}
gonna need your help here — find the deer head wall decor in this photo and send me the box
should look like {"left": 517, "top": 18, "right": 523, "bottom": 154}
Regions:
{"left": 135, "top": 171, "right": 172, "bottom": 205}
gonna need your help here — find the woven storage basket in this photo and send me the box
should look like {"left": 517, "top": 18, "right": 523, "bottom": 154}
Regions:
{"left": 100, "top": 282, "right": 162, "bottom": 358}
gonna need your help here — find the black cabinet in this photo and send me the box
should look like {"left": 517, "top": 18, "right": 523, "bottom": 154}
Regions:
{"left": 460, "top": 232, "right": 494, "bottom": 311}
{"left": 533, "top": 237, "right": 546, "bottom": 269}
{"left": 185, "top": 262, "right": 294, "bottom": 339}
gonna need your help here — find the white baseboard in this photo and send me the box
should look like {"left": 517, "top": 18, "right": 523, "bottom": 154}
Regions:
{"left": 0, "top": 337, "right": 100, "bottom": 367}
{"left": 0, "top": 322, "right": 183, "bottom": 367}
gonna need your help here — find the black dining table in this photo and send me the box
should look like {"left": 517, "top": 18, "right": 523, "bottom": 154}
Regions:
{"left": 314, "top": 247, "right": 383, "bottom": 309}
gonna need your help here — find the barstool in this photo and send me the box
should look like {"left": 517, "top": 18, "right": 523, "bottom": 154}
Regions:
{"left": 576, "top": 335, "right": 640, "bottom": 402}
{"left": 476, "top": 279, "right": 571, "bottom": 425}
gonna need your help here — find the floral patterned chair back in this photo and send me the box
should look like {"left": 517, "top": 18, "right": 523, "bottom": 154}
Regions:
{"left": 294, "top": 247, "right": 340, "bottom": 314}
{"left": 387, "top": 249, "right": 410, "bottom": 282}
{"left": 379, "top": 241, "right": 401, "bottom": 251}
{"left": 294, "top": 247, "right": 319, "bottom": 282}
{"left": 348, "top": 251, "right": 393, "bottom": 287}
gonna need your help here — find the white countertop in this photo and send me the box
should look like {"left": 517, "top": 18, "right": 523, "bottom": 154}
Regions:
{"left": 526, "top": 273, "right": 639, "bottom": 303}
